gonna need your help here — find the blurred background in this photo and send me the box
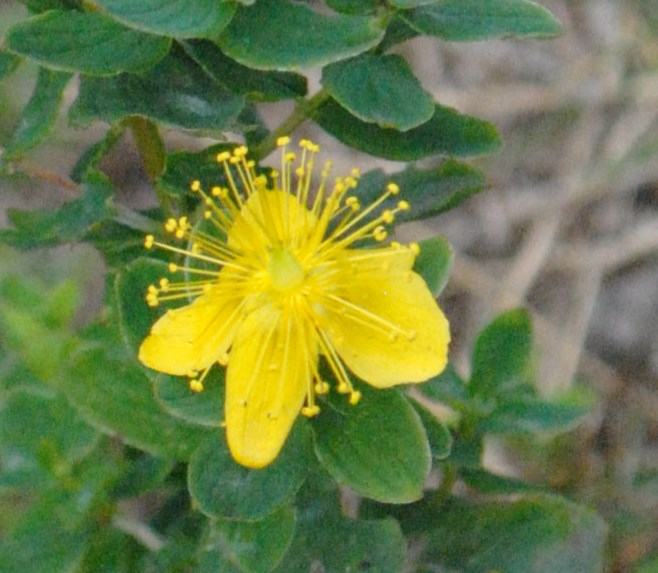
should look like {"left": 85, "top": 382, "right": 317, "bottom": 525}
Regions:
{"left": 1, "top": 0, "right": 657, "bottom": 570}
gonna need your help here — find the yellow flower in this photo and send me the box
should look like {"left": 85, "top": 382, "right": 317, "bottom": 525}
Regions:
{"left": 139, "top": 137, "right": 450, "bottom": 469}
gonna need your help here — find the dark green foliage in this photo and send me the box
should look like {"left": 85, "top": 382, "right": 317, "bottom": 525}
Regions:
{"left": 0, "top": 1, "right": 607, "bottom": 571}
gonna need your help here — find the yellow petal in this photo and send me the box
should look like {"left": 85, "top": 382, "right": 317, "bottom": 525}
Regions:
{"left": 318, "top": 248, "right": 450, "bottom": 387}
{"left": 138, "top": 288, "right": 242, "bottom": 376}
{"left": 225, "top": 304, "right": 314, "bottom": 469}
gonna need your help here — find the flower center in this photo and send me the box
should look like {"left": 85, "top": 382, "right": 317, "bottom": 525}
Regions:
{"left": 268, "top": 246, "right": 305, "bottom": 292}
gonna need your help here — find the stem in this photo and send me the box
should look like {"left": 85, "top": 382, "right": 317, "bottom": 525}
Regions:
{"left": 113, "top": 203, "right": 162, "bottom": 234}
{"left": 250, "top": 88, "right": 332, "bottom": 161}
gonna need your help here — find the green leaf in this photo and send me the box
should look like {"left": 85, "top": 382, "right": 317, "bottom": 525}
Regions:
{"left": 0, "top": 171, "right": 115, "bottom": 249}
{"left": 322, "top": 53, "right": 434, "bottom": 131}
{"left": 114, "top": 257, "right": 168, "bottom": 354}
{"left": 5, "top": 10, "right": 171, "bottom": 75}
{"left": 60, "top": 341, "right": 210, "bottom": 460}
{"left": 0, "top": 279, "right": 77, "bottom": 381}
{"left": 402, "top": 0, "right": 563, "bottom": 42}
{"left": 69, "top": 46, "right": 244, "bottom": 131}
{"left": 0, "top": 50, "right": 20, "bottom": 80}
{"left": 275, "top": 515, "right": 407, "bottom": 573}
{"left": 482, "top": 395, "right": 590, "bottom": 435}
{"left": 314, "top": 99, "right": 501, "bottom": 160}
{"left": 217, "top": 0, "right": 385, "bottom": 71}
{"left": 0, "top": 391, "right": 98, "bottom": 484}
{"left": 153, "top": 372, "right": 224, "bottom": 427}
{"left": 325, "top": 0, "right": 379, "bottom": 14}
{"left": 378, "top": 15, "right": 419, "bottom": 51}
{"left": 413, "top": 235, "right": 453, "bottom": 296}
{"left": 419, "top": 362, "right": 468, "bottom": 406}
{"left": 182, "top": 40, "right": 307, "bottom": 102}
{"left": 351, "top": 160, "right": 487, "bottom": 229}
{"left": 422, "top": 495, "right": 607, "bottom": 573}
{"left": 208, "top": 506, "right": 296, "bottom": 573}
{"left": 469, "top": 308, "right": 533, "bottom": 398}
{"left": 389, "top": 0, "right": 440, "bottom": 7}
{"left": 0, "top": 492, "right": 88, "bottom": 573}
{"left": 188, "top": 424, "right": 311, "bottom": 520}
{"left": 92, "top": 0, "right": 236, "bottom": 39}
{"left": 312, "top": 384, "right": 431, "bottom": 503}
{"left": 411, "top": 401, "right": 452, "bottom": 459}
{"left": 5, "top": 67, "right": 71, "bottom": 158}
{"left": 460, "top": 468, "right": 545, "bottom": 494}
{"left": 15, "top": 0, "right": 78, "bottom": 12}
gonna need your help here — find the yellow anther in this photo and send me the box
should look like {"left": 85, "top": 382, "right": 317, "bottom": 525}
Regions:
{"left": 211, "top": 186, "right": 221, "bottom": 196}
{"left": 409, "top": 242, "right": 421, "bottom": 256}
{"left": 144, "top": 235, "right": 154, "bottom": 249}
{"left": 351, "top": 168, "right": 361, "bottom": 178}
{"left": 165, "top": 218, "right": 177, "bottom": 232}
{"left": 345, "top": 176, "right": 358, "bottom": 189}
{"left": 349, "top": 391, "right": 361, "bottom": 405}
{"left": 374, "top": 226, "right": 388, "bottom": 242}
{"left": 387, "top": 182, "right": 400, "bottom": 195}
{"left": 285, "top": 152, "right": 296, "bottom": 163}
{"left": 301, "top": 405, "right": 320, "bottom": 417}
{"left": 234, "top": 145, "right": 248, "bottom": 157}
{"left": 159, "top": 278, "right": 170, "bottom": 290}
{"left": 276, "top": 136, "right": 291, "bottom": 147}
{"left": 345, "top": 196, "right": 360, "bottom": 211}
{"left": 168, "top": 263, "right": 178, "bottom": 273}
{"left": 216, "top": 151, "right": 231, "bottom": 162}
{"left": 147, "top": 284, "right": 158, "bottom": 294}
{"left": 190, "top": 180, "right": 201, "bottom": 192}
{"left": 391, "top": 241, "right": 402, "bottom": 249}
{"left": 175, "top": 228, "right": 185, "bottom": 239}
{"left": 204, "top": 210, "right": 212, "bottom": 219}
{"left": 381, "top": 210, "right": 395, "bottom": 224}
{"left": 189, "top": 379, "right": 204, "bottom": 393}
{"left": 398, "top": 200, "right": 410, "bottom": 211}
{"left": 337, "top": 382, "right": 350, "bottom": 394}
{"left": 314, "top": 380, "right": 330, "bottom": 395}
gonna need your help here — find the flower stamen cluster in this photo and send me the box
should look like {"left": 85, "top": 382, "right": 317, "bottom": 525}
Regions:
{"left": 139, "top": 137, "right": 450, "bottom": 468}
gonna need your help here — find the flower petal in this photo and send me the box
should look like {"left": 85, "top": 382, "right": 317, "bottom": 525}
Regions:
{"left": 225, "top": 304, "right": 315, "bottom": 469}
{"left": 318, "top": 248, "right": 450, "bottom": 387}
{"left": 138, "top": 288, "right": 242, "bottom": 376}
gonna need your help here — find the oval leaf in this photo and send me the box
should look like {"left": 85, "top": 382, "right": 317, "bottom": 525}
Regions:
{"left": 217, "top": 0, "right": 385, "bottom": 70}
{"left": 276, "top": 515, "right": 407, "bottom": 573}
{"left": 208, "top": 506, "right": 296, "bottom": 573}
{"left": 312, "top": 384, "right": 431, "bottom": 503}
{"left": 469, "top": 308, "right": 533, "bottom": 398}
{"left": 5, "top": 10, "right": 171, "bottom": 75}
{"left": 314, "top": 99, "right": 500, "bottom": 160}
{"left": 188, "top": 424, "right": 311, "bottom": 520}
{"left": 5, "top": 67, "right": 71, "bottom": 158}
{"left": 61, "top": 342, "right": 210, "bottom": 460}
{"left": 114, "top": 257, "right": 169, "bottom": 354}
{"left": 413, "top": 235, "right": 453, "bottom": 296}
{"left": 69, "top": 46, "right": 244, "bottom": 130}
{"left": 92, "top": 0, "right": 236, "bottom": 39}
{"left": 423, "top": 495, "right": 606, "bottom": 573}
{"left": 182, "top": 40, "right": 307, "bottom": 102}
{"left": 402, "top": 0, "right": 563, "bottom": 42}
{"left": 322, "top": 53, "right": 434, "bottom": 131}
{"left": 154, "top": 372, "right": 224, "bottom": 428}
